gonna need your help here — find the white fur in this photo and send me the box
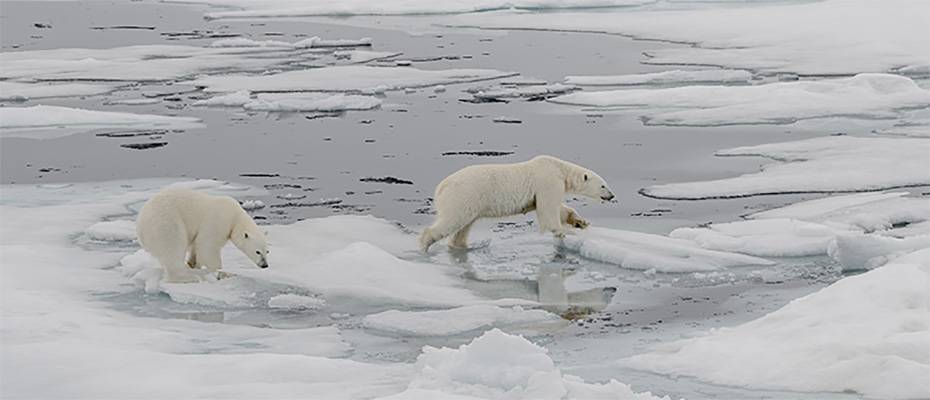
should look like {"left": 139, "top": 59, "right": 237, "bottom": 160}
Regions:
{"left": 420, "top": 155, "right": 614, "bottom": 252}
{"left": 136, "top": 188, "right": 269, "bottom": 283}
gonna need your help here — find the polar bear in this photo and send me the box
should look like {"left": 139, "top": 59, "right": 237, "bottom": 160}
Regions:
{"left": 420, "top": 155, "right": 615, "bottom": 252}
{"left": 136, "top": 188, "right": 269, "bottom": 283}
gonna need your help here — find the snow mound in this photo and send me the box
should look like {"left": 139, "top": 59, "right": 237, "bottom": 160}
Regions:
{"left": 0, "top": 105, "right": 203, "bottom": 139}
{"left": 624, "top": 249, "right": 930, "bottom": 399}
{"left": 564, "top": 69, "right": 751, "bottom": 86}
{"left": 268, "top": 293, "right": 326, "bottom": 310}
{"left": 0, "top": 81, "right": 116, "bottom": 101}
{"left": 551, "top": 74, "right": 930, "bottom": 126}
{"left": 84, "top": 219, "right": 136, "bottom": 242}
{"left": 382, "top": 329, "right": 669, "bottom": 400}
{"left": 363, "top": 305, "right": 564, "bottom": 336}
{"left": 560, "top": 227, "right": 773, "bottom": 273}
{"left": 192, "top": 65, "right": 516, "bottom": 93}
{"left": 451, "top": 0, "right": 930, "bottom": 76}
{"left": 642, "top": 136, "right": 930, "bottom": 200}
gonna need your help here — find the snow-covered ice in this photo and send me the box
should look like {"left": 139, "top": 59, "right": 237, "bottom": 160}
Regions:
{"left": 471, "top": 83, "right": 579, "bottom": 101}
{"left": 561, "top": 227, "right": 773, "bottom": 273}
{"left": 363, "top": 305, "right": 564, "bottom": 336}
{"left": 624, "top": 249, "right": 930, "bottom": 399}
{"left": 551, "top": 74, "right": 930, "bottom": 126}
{"left": 451, "top": 0, "right": 930, "bottom": 76}
{"left": 642, "top": 136, "right": 930, "bottom": 200}
{"left": 0, "top": 105, "right": 204, "bottom": 139}
{"left": 564, "top": 69, "right": 751, "bottom": 86}
{"left": 192, "top": 65, "right": 516, "bottom": 93}
{"left": 381, "top": 329, "right": 669, "bottom": 400}
{"left": 670, "top": 219, "right": 841, "bottom": 258}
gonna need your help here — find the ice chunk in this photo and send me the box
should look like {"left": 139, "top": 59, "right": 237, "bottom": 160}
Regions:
{"left": 193, "top": 90, "right": 253, "bottom": 107}
{"left": 381, "top": 328, "right": 669, "bottom": 400}
{"left": 244, "top": 93, "right": 382, "bottom": 112}
{"left": 565, "top": 69, "right": 751, "bottom": 86}
{"left": 560, "top": 227, "right": 773, "bottom": 273}
{"left": 551, "top": 74, "right": 930, "bottom": 126}
{"left": 624, "top": 249, "right": 930, "bottom": 399}
{"left": 0, "top": 105, "right": 203, "bottom": 139}
{"left": 192, "top": 65, "right": 516, "bottom": 93}
{"left": 670, "top": 219, "right": 840, "bottom": 258}
{"left": 0, "top": 81, "right": 116, "bottom": 101}
{"left": 298, "top": 37, "right": 373, "bottom": 48}
{"left": 471, "top": 83, "right": 578, "bottom": 101}
{"left": 209, "top": 38, "right": 295, "bottom": 47}
{"left": 267, "top": 293, "right": 326, "bottom": 310}
{"left": 84, "top": 220, "right": 136, "bottom": 242}
{"left": 827, "top": 234, "right": 930, "bottom": 271}
{"left": 750, "top": 192, "right": 930, "bottom": 234}
{"left": 363, "top": 305, "right": 564, "bottom": 336}
{"left": 451, "top": 1, "right": 930, "bottom": 76}
{"left": 334, "top": 50, "right": 402, "bottom": 63}
{"left": 642, "top": 136, "right": 930, "bottom": 200}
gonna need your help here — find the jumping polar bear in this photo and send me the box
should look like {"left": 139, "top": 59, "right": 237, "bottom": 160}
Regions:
{"left": 420, "top": 155, "right": 615, "bottom": 252}
{"left": 136, "top": 188, "right": 269, "bottom": 283}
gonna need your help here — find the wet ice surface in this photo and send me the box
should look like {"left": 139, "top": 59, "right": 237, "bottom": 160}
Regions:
{"left": 1, "top": 1, "right": 927, "bottom": 399}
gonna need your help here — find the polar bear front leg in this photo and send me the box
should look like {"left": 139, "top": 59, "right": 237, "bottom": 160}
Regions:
{"left": 193, "top": 236, "right": 224, "bottom": 273}
{"left": 561, "top": 205, "right": 589, "bottom": 229}
{"left": 536, "top": 186, "right": 571, "bottom": 237}
{"left": 186, "top": 245, "right": 198, "bottom": 269}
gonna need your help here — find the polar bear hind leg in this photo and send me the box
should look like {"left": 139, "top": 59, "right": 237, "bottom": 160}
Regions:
{"left": 449, "top": 220, "right": 476, "bottom": 249}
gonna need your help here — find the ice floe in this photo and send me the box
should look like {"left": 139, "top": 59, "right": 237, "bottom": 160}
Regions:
{"left": 363, "top": 305, "right": 564, "bottom": 336}
{"left": 381, "top": 329, "right": 669, "bottom": 400}
{"left": 192, "top": 65, "right": 516, "bottom": 93}
{"left": 196, "top": 91, "right": 381, "bottom": 111}
{"left": 550, "top": 74, "right": 930, "bottom": 126}
{"left": 564, "top": 69, "right": 751, "bottom": 86}
{"left": 0, "top": 44, "right": 300, "bottom": 82}
{"left": 670, "top": 191, "right": 930, "bottom": 269}
{"left": 469, "top": 83, "right": 578, "bottom": 101}
{"left": 0, "top": 105, "right": 203, "bottom": 139}
{"left": 176, "top": 0, "right": 654, "bottom": 19}
{"left": 0, "top": 81, "right": 116, "bottom": 101}
{"left": 267, "top": 293, "right": 326, "bottom": 310}
{"left": 624, "top": 249, "right": 930, "bottom": 399}
{"left": 560, "top": 227, "right": 773, "bottom": 273}
{"left": 451, "top": 0, "right": 930, "bottom": 76}
{"left": 642, "top": 136, "right": 930, "bottom": 200}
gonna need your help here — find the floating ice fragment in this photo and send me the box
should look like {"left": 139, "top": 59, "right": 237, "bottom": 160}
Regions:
{"left": 363, "top": 305, "right": 564, "bottom": 336}
{"left": 565, "top": 69, "right": 751, "bottom": 86}
{"left": 0, "top": 105, "right": 203, "bottom": 139}
{"left": 267, "top": 293, "right": 326, "bottom": 310}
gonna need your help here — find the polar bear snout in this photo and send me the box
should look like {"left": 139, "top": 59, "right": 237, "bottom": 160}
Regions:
{"left": 600, "top": 187, "right": 616, "bottom": 202}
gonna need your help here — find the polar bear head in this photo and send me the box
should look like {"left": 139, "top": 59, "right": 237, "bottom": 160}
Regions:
{"left": 572, "top": 169, "right": 615, "bottom": 202}
{"left": 231, "top": 221, "right": 269, "bottom": 269}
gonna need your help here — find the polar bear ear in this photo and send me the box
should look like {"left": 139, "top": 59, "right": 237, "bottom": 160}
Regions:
{"left": 584, "top": 174, "right": 588, "bottom": 182}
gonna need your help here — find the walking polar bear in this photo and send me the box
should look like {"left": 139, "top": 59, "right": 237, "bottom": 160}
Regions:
{"left": 136, "top": 188, "right": 269, "bottom": 283}
{"left": 420, "top": 155, "right": 615, "bottom": 252}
